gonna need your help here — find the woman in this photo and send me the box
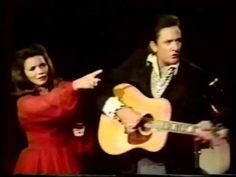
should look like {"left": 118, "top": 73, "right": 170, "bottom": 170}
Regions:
{"left": 11, "top": 44, "right": 102, "bottom": 174}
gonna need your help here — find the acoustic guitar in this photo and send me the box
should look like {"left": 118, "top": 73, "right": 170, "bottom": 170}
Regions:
{"left": 98, "top": 83, "right": 230, "bottom": 174}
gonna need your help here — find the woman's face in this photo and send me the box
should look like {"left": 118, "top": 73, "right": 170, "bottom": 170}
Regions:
{"left": 24, "top": 55, "right": 49, "bottom": 86}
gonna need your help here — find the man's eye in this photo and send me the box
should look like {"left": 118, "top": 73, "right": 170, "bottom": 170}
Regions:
{"left": 177, "top": 39, "right": 182, "bottom": 43}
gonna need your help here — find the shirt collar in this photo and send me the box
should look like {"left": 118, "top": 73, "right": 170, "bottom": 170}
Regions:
{"left": 146, "top": 54, "right": 179, "bottom": 76}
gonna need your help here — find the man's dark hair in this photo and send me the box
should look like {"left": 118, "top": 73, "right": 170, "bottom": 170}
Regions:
{"left": 152, "top": 14, "right": 180, "bottom": 41}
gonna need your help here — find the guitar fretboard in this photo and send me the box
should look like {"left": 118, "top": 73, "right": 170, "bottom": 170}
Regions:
{"left": 145, "top": 120, "right": 197, "bottom": 135}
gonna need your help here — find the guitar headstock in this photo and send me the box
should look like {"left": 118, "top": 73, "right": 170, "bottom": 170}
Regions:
{"left": 214, "top": 123, "right": 229, "bottom": 139}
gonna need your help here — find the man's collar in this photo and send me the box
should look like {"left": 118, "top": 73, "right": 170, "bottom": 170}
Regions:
{"left": 146, "top": 54, "right": 179, "bottom": 75}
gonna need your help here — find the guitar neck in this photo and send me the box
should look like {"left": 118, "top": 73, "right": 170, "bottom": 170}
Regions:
{"left": 146, "top": 120, "right": 197, "bottom": 135}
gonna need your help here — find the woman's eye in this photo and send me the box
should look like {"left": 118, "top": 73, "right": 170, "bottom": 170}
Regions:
{"left": 29, "top": 66, "right": 36, "bottom": 71}
{"left": 39, "top": 63, "right": 46, "bottom": 68}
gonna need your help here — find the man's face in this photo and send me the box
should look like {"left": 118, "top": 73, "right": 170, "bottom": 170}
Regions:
{"left": 150, "top": 26, "right": 182, "bottom": 67}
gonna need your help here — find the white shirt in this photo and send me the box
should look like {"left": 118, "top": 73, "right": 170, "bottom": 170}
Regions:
{"left": 147, "top": 54, "right": 179, "bottom": 98}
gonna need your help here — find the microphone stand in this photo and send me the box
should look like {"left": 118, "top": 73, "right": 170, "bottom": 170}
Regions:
{"left": 194, "top": 141, "right": 208, "bottom": 174}
{"left": 194, "top": 141, "right": 201, "bottom": 172}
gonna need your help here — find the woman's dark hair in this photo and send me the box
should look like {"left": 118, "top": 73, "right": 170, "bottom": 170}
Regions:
{"left": 151, "top": 14, "right": 181, "bottom": 41}
{"left": 11, "top": 43, "right": 61, "bottom": 96}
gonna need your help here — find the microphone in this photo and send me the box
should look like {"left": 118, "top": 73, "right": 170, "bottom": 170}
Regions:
{"left": 208, "top": 78, "right": 219, "bottom": 86}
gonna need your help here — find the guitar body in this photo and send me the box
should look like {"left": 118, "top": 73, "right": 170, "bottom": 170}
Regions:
{"left": 199, "top": 139, "right": 231, "bottom": 174}
{"left": 98, "top": 83, "right": 172, "bottom": 155}
{"left": 98, "top": 83, "right": 231, "bottom": 174}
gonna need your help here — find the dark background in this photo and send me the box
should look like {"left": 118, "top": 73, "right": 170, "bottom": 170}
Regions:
{"left": 2, "top": 0, "right": 234, "bottom": 174}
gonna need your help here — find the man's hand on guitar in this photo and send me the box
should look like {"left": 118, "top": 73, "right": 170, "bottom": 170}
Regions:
{"left": 194, "top": 120, "right": 229, "bottom": 147}
{"left": 116, "top": 106, "right": 142, "bottom": 133}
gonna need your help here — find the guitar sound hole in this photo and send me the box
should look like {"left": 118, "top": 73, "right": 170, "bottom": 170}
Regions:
{"left": 128, "top": 114, "right": 153, "bottom": 145}
{"left": 128, "top": 131, "right": 152, "bottom": 144}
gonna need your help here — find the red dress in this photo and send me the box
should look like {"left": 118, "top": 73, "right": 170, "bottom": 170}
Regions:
{"left": 14, "top": 82, "right": 82, "bottom": 174}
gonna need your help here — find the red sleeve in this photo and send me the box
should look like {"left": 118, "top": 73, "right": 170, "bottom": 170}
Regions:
{"left": 17, "top": 82, "right": 79, "bottom": 122}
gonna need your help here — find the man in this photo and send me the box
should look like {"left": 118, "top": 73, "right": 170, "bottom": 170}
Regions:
{"left": 95, "top": 14, "right": 229, "bottom": 174}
